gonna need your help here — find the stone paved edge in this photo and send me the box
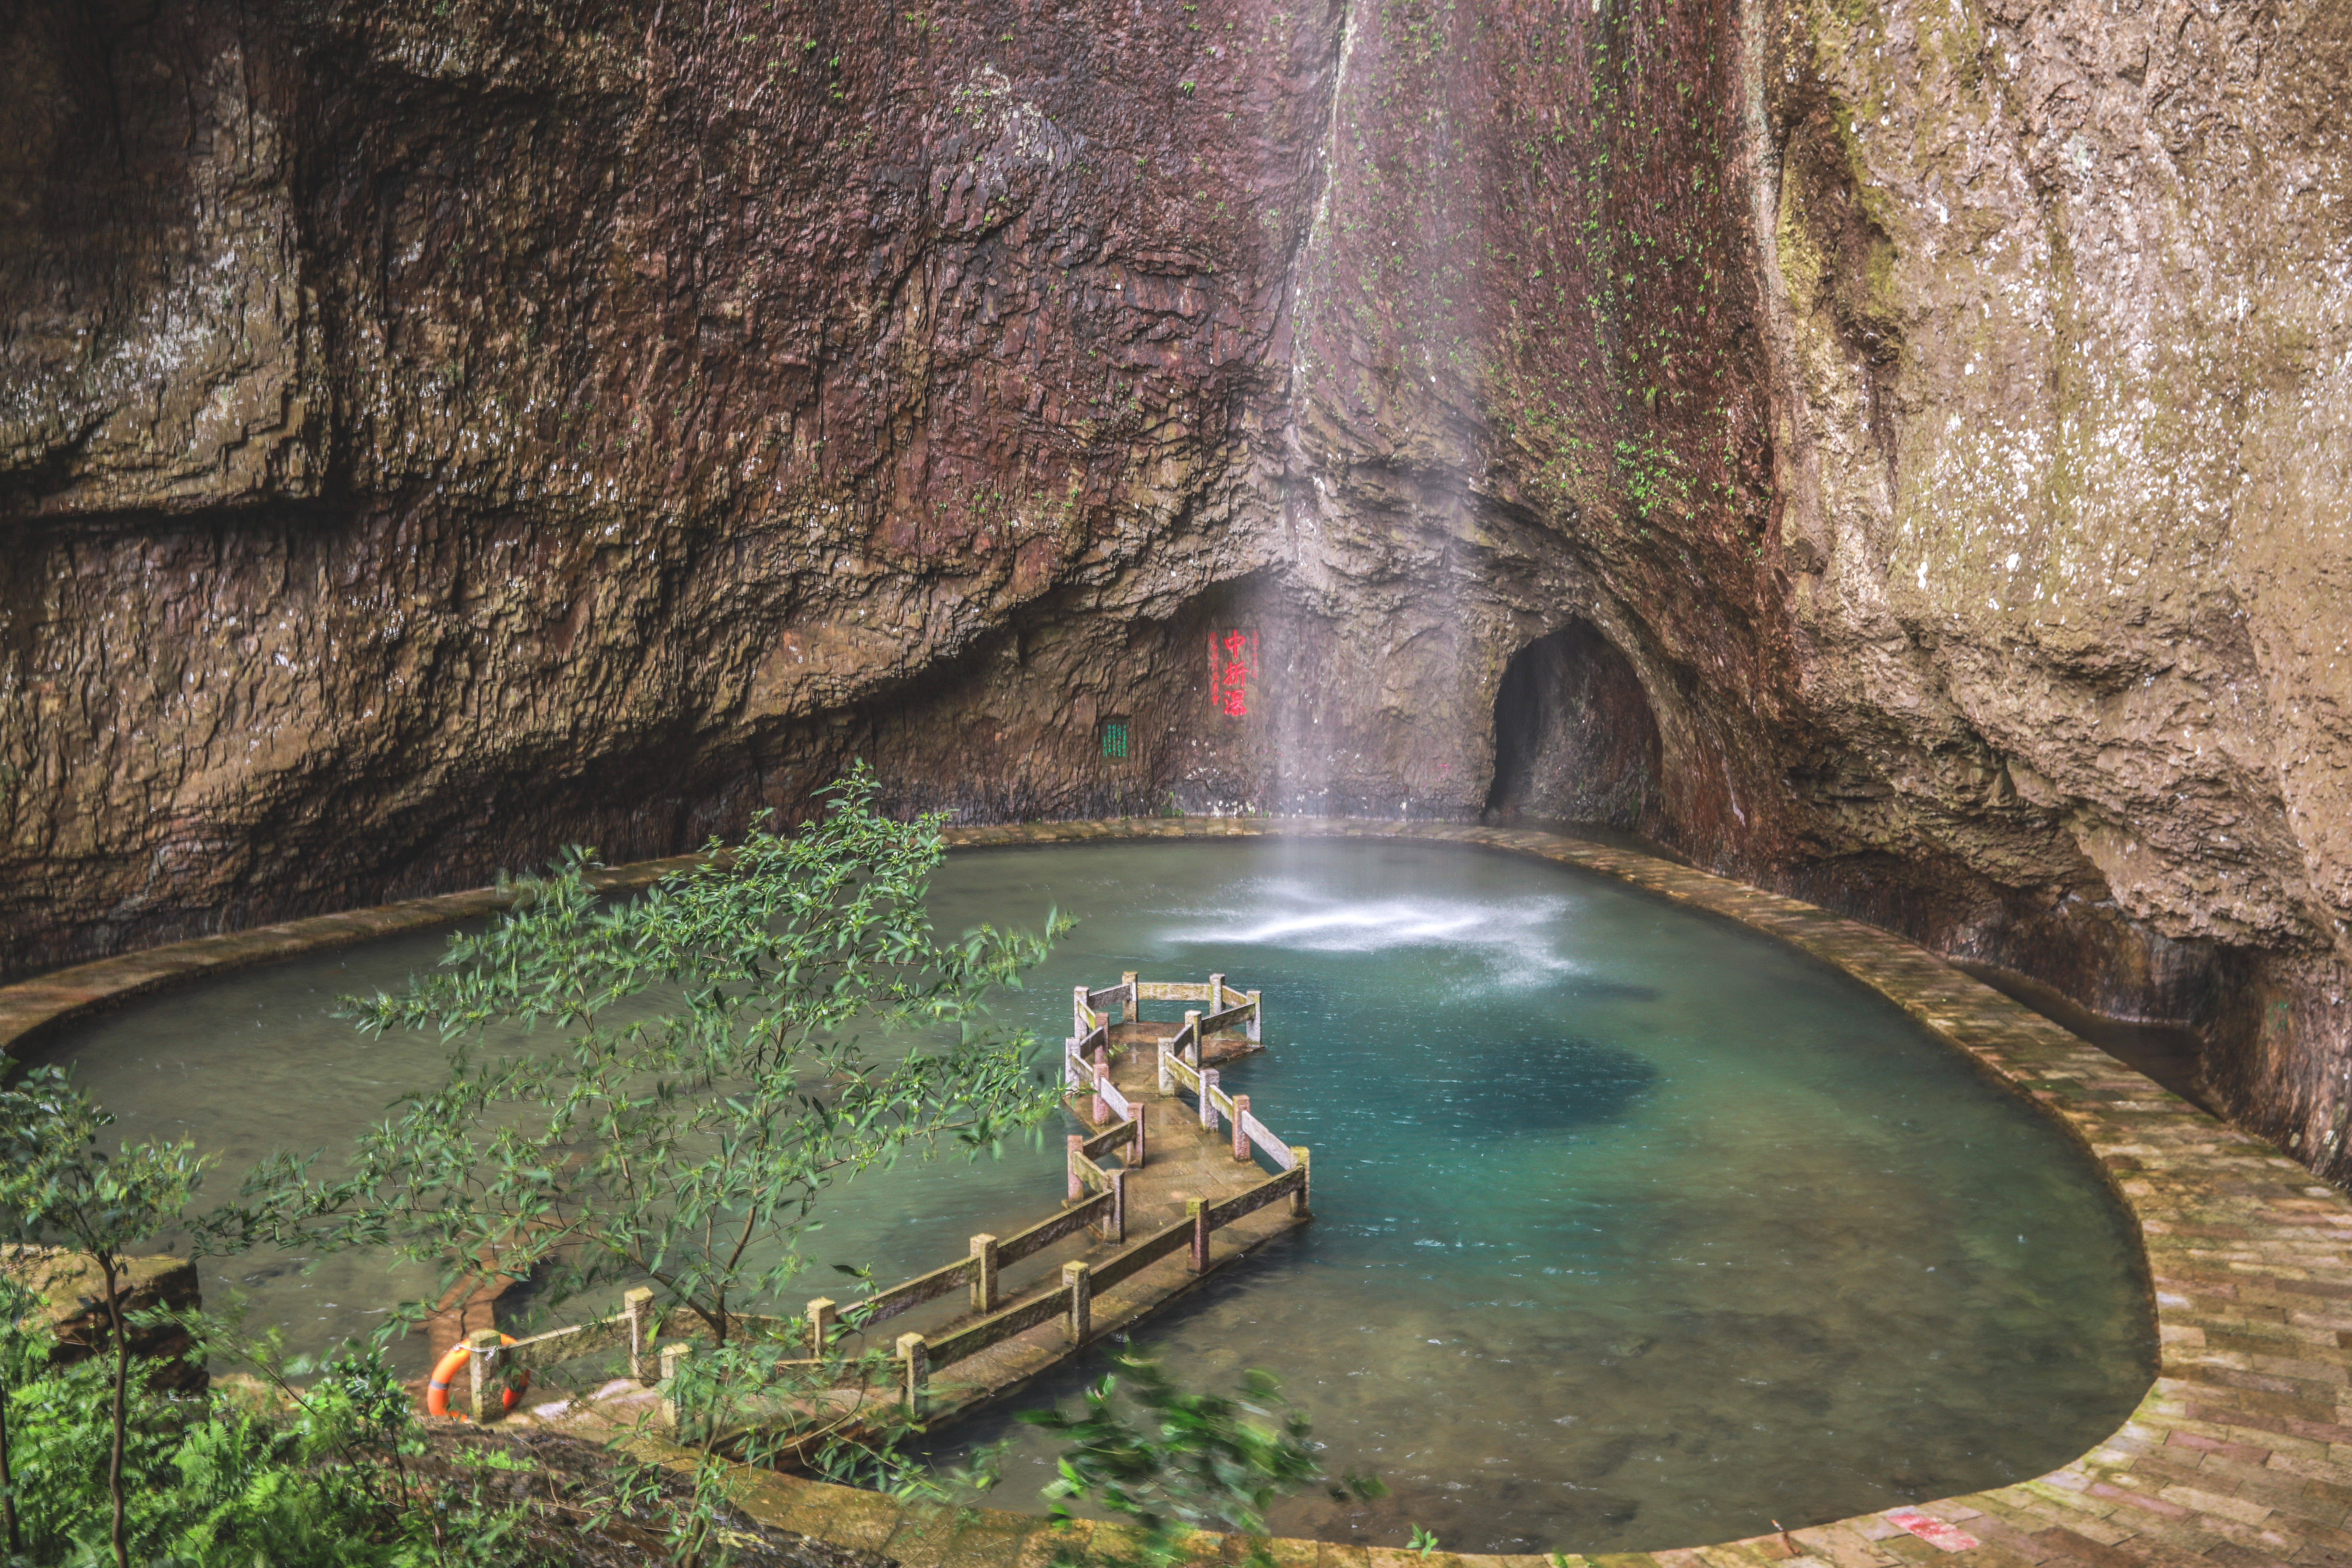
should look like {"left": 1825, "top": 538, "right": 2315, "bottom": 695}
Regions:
{"left": 6, "top": 816, "right": 2345, "bottom": 1568}
{"left": 0, "top": 852, "right": 712, "bottom": 1061}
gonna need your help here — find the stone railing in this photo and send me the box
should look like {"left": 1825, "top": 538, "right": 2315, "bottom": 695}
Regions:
{"left": 1157, "top": 1039, "right": 1302, "bottom": 1175}
{"left": 893, "top": 1158, "right": 1307, "bottom": 1413}
{"left": 1072, "top": 971, "right": 1262, "bottom": 1052}
{"left": 876, "top": 975, "right": 1302, "bottom": 1412}
{"left": 441, "top": 1287, "right": 806, "bottom": 1426}
{"left": 442, "top": 973, "right": 1304, "bottom": 1429}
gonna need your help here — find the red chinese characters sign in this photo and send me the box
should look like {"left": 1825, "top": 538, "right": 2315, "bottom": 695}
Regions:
{"left": 1209, "top": 628, "right": 1258, "bottom": 718}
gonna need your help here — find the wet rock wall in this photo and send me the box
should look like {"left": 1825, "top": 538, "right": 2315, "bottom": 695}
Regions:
{"left": 9, "top": 0, "right": 2352, "bottom": 1181}
{"left": 0, "top": 0, "right": 1336, "bottom": 961}
{"left": 1750, "top": 0, "right": 2352, "bottom": 1177}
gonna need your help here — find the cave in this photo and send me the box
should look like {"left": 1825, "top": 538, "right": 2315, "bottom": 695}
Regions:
{"left": 1483, "top": 622, "right": 1664, "bottom": 832}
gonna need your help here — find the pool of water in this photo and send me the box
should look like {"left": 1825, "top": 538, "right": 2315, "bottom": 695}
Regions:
{"left": 28, "top": 836, "right": 2154, "bottom": 1554}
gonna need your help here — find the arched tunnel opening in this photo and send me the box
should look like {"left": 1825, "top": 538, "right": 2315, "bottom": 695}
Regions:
{"left": 1484, "top": 621, "right": 1665, "bottom": 831}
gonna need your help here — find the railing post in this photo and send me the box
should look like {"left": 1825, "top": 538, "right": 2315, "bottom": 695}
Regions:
{"left": 1210, "top": 972, "right": 1226, "bottom": 1013}
{"left": 897, "top": 1332, "right": 929, "bottom": 1413}
{"left": 805, "top": 1297, "right": 838, "bottom": 1357}
{"left": 1132, "top": 1102, "right": 1147, "bottom": 1169}
{"left": 969, "top": 1233, "right": 1000, "bottom": 1314}
{"left": 624, "top": 1287, "right": 656, "bottom": 1382}
{"left": 1156, "top": 1038, "right": 1173, "bottom": 1095}
{"left": 1063, "top": 1261, "right": 1092, "bottom": 1343}
{"left": 1232, "top": 1094, "right": 1252, "bottom": 1161}
{"left": 1183, "top": 1009, "right": 1202, "bottom": 1063}
{"left": 1103, "top": 1167, "right": 1126, "bottom": 1244}
{"left": 1065, "top": 1036, "right": 1084, "bottom": 1093}
{"left": 657, "top": 1341, "right": 692, "bottom": 1433}
{"left": 466, "top": 1328, "right": 505, "bottom": 1424}
{"left": 1186, "top": 1198, "right": 1210, "bottom": 1272}
{"left": 1067, "top": 1135, "right": 1084, "bottom": 1202}
{"left": 1248, "top": 990, "right": 1261, "bottom": 1045}
{"left": 1291, "top": 1147, "right": 1311, "bottom": 1217}
{"left": 1199, "top": 1068, "right": 1220, "bottom": 1131}
{"left": 1073, "top": 984, "right": 1091, "bottom": 1040}
{"left": 1091, "top": 1042, "right": 1110, "bottom": 1124}
{"left": 1121, "top": 971, "right": 1138, "bottom": 1023}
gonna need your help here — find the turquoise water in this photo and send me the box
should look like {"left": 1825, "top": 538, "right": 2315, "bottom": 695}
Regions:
{"left": 29, "top": 836, "right": 2154, "bottom": 1554}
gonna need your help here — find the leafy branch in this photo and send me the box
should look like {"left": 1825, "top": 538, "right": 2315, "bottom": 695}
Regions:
{"left": 1020, "top": 1355, "right": 1385, "bottom": 1568}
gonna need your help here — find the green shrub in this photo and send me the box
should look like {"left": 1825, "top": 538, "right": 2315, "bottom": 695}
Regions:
{"left": 2, "top": 1345, "right": 533, "bottom": 1568}
{"left": 1019, "top": 1355, "right": 1384, "bottom": 1568}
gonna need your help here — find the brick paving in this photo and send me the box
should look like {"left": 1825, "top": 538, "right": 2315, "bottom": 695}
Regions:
{"left": 5, "top": 817, "right": 2345, "bottom": 1568}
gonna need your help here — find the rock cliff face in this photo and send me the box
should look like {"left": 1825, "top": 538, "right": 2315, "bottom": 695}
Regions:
{"left": 6, "top": 0, "right": 2352, "bottom": 1180}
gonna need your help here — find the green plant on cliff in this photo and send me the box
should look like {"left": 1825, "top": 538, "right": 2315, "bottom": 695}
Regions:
{"left": 0, "top": 1068, "right": 209, "bottom": 1568}
{"left": 222, "top": 762, "right": 1067, "bottom": 1486}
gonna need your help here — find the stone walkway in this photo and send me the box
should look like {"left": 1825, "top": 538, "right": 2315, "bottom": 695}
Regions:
{"left": 487, "top": 1030, "right": 1302, "bottom": 1452}
{"left": 6, "top": 818, "right": 2351, "bottom": 1568}
{"left": 872, "top": 1029, "right": 1306, "bottom": 1431}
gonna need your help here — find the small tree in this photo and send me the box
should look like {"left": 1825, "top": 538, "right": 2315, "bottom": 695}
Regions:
{"left": 229, "top": 764, "right": 1067, "bottom": 1455}
{"left": 0, "top": 1069, "right": 208, "bottom": 1568}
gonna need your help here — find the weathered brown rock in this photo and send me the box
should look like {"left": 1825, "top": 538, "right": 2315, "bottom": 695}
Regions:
{"left": 2, "top": 1245, "right": 205, "bottom": 1392}
{"left": 6, "top": 0, "right": 2352, "bottom": 1183}
{"left": 1748, "top": 0, "right": 2352, "bottom": 1180}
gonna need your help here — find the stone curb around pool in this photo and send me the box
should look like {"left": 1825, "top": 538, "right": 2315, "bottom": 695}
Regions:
{"left": 4, "top": 818, "right": 2345, "bottom": 1568}
{"left": 0, "top": 851, "right": 717, "bottom": 1063}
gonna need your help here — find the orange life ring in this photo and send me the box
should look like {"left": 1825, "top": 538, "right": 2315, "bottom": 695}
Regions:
{"left": 425, "top": 1334, "right": 529, "bottom": 1420}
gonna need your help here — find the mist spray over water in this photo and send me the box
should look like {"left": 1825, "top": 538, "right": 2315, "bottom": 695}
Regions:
{"left": 1160, "top": 877, "right": 1582, "bottom": 989}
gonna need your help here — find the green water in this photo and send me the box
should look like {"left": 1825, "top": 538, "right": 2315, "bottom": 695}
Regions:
{"left": 29, "top": 837, "right": 2154, "bottom": 1554}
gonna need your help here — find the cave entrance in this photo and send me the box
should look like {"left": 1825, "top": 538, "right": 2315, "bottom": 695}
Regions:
{"left": 1484, "top": 621, "right": 1664, "bottom": 829}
